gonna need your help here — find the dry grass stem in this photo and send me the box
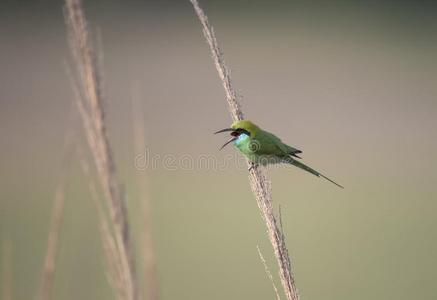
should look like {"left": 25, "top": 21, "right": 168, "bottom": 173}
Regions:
{"left": 189, "top": 0, "right": 243, "bottom": 122}
{"left": 190, "top": 1, "right": 299, "bottom": 299}
{"left": 131, "top": 86, "right": 160, "bottom": 300}
{"left": 257, "top": 246, "right": 281, "bottom": 300}
{"left": 64, "top": 0, "right": 137, "bottom": 299}
{"left": 77, "top": 146, "right": 125, "bottom": 299}
{"left": 38, "top": 176, "right": 65, "bottom": 300}
{"left": 38, "top": 126, "right": 75, "bottom": 300}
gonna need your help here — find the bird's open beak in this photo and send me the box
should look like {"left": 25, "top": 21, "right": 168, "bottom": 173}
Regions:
{"left": 218, "top": 136, "right": 237, "bottom": 150}
{"left": 214, "top": 128, "right": 235, "bottom": 134}
{"left": 214, "top": 128, "right": 238, "bottom": 150}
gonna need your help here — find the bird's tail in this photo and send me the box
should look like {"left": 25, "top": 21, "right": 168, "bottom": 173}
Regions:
{"left": 284, "top": 156, "right": 344, "bottom": 189}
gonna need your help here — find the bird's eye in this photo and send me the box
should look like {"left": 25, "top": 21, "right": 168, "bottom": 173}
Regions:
{"left": 236, "top": 128, "right": 250, "bottom": 136}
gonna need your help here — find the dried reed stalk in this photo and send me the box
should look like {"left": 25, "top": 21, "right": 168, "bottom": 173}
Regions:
{"left": 64, "top": 0, "right": 138, "bottom": 299}
{"left": 77, "top": 145, "right": 125, "bottom": 299}
{"left": 38, "top": 127, "right": 74, "bottom": 300}
{"left": 257, "top": 246, "right": 281, "bottom": 300}
{"left": 131, "top": 86, "right": 160, "bottom": 300}
{"left": 190, "top": 1, "right": 299, "bottom": 299}
{"left": 38, "top": 186, "right": 65, "bottom": 300}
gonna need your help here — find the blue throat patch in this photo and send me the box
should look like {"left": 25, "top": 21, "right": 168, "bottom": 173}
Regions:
{"left": 234, "top": 133, "right": 249, "bottom": 146}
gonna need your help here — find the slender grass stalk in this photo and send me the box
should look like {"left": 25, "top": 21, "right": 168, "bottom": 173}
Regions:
{"left": 189, "top": 1, "right": 300, "bottom": 299}
{"left": 77, "top": 145, "right": 125, "bottom": 299}
{"left": 131, "top": 86, "right": 160, "bottom": 300}
{"left": 63, "top": 0, "right": 138, "bottom": 299}
{"left": 257, "top": 246, "right": 281, "bottom": 300}
{"left": 38, "top": 126, "right": 74, "bottom": 300}
{"left": 38, "top": 185, "right": 65, "bottom": 300}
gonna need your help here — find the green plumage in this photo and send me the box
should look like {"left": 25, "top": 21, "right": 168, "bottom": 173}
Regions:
{"left": 216, "top": 120, "right": 343, "bottom": 188}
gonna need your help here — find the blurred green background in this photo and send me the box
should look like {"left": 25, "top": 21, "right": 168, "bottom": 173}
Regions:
{"left": 1, "top": 0, "right": 437, "bottom": 299}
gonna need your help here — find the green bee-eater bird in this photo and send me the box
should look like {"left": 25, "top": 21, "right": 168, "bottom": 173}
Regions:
{"left": 215, "top": 120, "right": 343, "bottom": 188}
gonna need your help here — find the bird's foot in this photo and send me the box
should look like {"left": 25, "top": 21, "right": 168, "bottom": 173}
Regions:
{"left": 248, "top": 162, "right": 258, "bottom": 172}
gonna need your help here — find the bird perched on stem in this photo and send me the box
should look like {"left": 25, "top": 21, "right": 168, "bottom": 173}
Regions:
{"left": 215, "top": 120, "right": 343, "bottom": 188}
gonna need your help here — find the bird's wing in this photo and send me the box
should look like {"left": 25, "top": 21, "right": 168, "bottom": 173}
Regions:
{"left": 256, "top": 130, "right": 302, "bottom": 156}
{"left": 283, "top": 156, "right": 344, "bottom": 188}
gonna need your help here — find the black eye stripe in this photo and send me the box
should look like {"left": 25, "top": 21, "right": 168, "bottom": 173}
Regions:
{"left": 236, "top": 128, "right": 251, "bottom": 136}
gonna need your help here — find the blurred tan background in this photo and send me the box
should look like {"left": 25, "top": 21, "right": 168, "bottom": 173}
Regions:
{"left": 1, "top": 0, "right": 437, "bottom": 299}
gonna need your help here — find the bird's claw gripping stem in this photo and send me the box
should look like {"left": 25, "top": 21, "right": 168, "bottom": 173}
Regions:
{"left": 248, "top": 162, "right": 258, "bottom": 172}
